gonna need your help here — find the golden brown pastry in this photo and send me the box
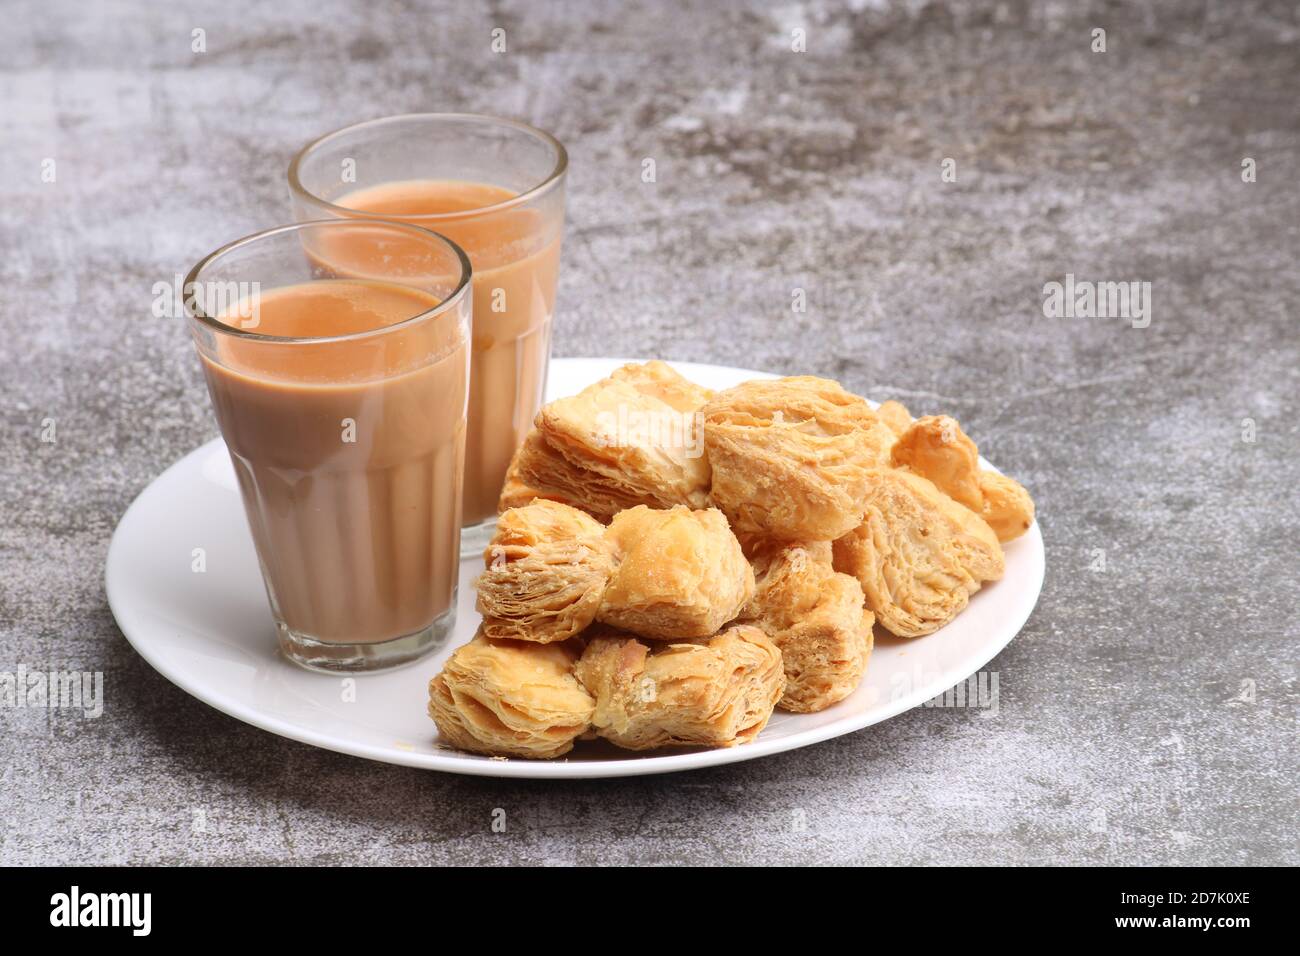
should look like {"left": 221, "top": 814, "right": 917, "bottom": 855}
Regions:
{"left": 507, "top": 429, "right": 645, "bottom": 521}
{"left": 891, "top": 415, "right": 983, "bottom": 509}
{"left": 741, "top": 542, "right": 873, "bottom": 713}
{"left": 977, "top": 471, "right": 1036, "bottom": 543}
{"left": 597, "top": 505, "right": 754, "bottom": 639}
{"left": 496, "top": 435, "right": 588, "bottom": 513}
{"left": 608, "top": 359, "right": 714, "bottom": 412}
{"left": 832, "top": 469, "right": 1005, "bottom": 638}
{"left": 875, "top": 399, "right": 914, "bottom": 438}
{"left": 497, "top": 472, "right": 542, "bottom": 513}
{"left": 574, "top": 625, "right": 784, "bottom": 750}
{"left": 521, "top": 361, "right": 713, "bottom": 518}
{"left": 427, "top": 632, "right": 595, "bottom": 759}
{"left": 737, "top": 531, "right": 833, "bottom": 565}
{"left": 702, "top": 376, "right": 896, "bottom": 541}
{"left": 890, "top": 415, "right": 1035, "bottom": 543}
{"left": 475, "top": 499, "right": 613, "bottom": 643}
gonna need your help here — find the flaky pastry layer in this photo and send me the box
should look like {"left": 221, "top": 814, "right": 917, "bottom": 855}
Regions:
{"left": 574, "top": 624, "right": 784, "bottom": 750}
{"left": 428, "top": 632, "right": 595, "bottom": 759}
{"left": 523, "top": 361, "right": 713, "bottom": 517}
{"left": 832, "top": 469, "right": 1004, "bottom": 638}
{"left": 703, "top": 376, "right": 896, "bottom": 541}
{"left": 476, "top": 499, "right": 613, "bottom": 643}
{"left": 597, "top": 505, "right": 754, "bottom": 640}
{"left": 891, "top": 415, "right": 1035, "bottom": 543}
{"left": 742, "top": 541, "right": 873, "bottom": 713}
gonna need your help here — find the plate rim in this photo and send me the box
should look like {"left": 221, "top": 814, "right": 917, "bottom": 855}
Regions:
{"left": 106, "top": 357, "right": 1045, "bottom": 779}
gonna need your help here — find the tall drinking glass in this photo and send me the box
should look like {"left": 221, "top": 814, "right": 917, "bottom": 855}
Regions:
{"left": 288, "top": 113, "right": 567, "bottom": 556}
{"left": 184, "top": 220, "right": 472, "bottom": 672}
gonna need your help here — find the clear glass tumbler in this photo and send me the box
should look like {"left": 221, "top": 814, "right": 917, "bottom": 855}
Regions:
{"left": 287, "top": 113, "right": 567, "bottom": 557}
{"left": 185, "top": 220, "right": 472, "bottom": 672}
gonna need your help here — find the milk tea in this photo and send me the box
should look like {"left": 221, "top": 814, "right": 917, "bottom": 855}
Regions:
{"left": 331, "top": 179, "right": 561, "bottom": 526}
{"left": 203, "top": 279, "right": 468, "bottom": 644}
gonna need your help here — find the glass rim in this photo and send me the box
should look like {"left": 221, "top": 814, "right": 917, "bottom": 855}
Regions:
{"left": 183, "top": 218, "right": 473, "bottom": 346}
{"left": 286, "top": 112, "right": 569, "bottom": 221}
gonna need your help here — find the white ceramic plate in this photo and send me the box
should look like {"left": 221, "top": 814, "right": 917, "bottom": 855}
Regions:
{"left": 107, "top": 358, "right": 1044, "bottom": 778}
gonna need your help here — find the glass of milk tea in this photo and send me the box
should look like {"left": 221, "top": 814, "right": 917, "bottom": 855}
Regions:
{"left": 288, "top": 113, "right": 567, "bottom": 557}
{"left": 184, "top": 220, "right": 472, "bottom": 672}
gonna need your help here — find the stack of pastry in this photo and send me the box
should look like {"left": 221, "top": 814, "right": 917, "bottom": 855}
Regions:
{"left": 428, "top": 361, "right": 1034, "bottom": 759}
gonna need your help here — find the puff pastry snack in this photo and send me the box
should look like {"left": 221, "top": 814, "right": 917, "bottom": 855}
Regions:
{"left": 496, "top": 439, "right": 587, "bottom": 513}
{"left": 875, "top": 399, "right": 914, "bottom": 438}
{"left": 512, "top": 361, "right": 713, "bottom": 521}
{"left": 597, "top": 505, "right": 754, "bottom": 640}
{"left": 702, "top": 377, "right": 896, "bottom": 541}
{"left": 475, "top": 500, "right": 613, "bottom": 643}
{"left": 574, "top": 625, "right": 784, "bottom": 750}
{"left": 427, "top": 631, "right": 595, "bottom": 759}
{"left": 505, "top": 429, "right": 646, "bottom": 520}
{"left": 890, "top": 415, "right": 1035, "bottom": 543}
{"left": 497, "top": 470, "right": 544, "bottom": 514}
{"left": 741, "top": 542, "right": 873, "bottom": 713}
{"left": 833, "top": 469, "right": 1005, "bottom": 638}
{"left": 431, "top": 367, "right": 1040, "bottom": 760}
{"left": 976, "top": 471, "right": 1036, "bottom": 544}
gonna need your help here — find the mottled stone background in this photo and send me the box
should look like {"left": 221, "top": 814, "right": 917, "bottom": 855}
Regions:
{"left": 1, "top": 0, "right": 1296, "bottom": 865}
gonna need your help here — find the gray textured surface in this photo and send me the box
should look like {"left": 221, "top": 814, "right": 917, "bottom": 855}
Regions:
{"left": 2, "top": 0, "right": 1297, "bottom": 865}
